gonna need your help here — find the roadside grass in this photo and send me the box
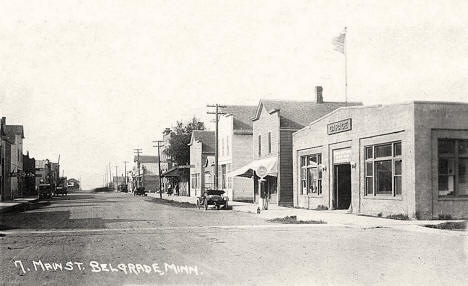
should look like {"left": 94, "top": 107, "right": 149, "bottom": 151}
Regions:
{"left": 147, "top": 197, "right": 196, "bottom": 208}
{"left": 92, "top": 187, "right": 113, "bottom": 193}
{"left": 267, "top": 215, "right": 326, "bottom": 224}
{"left": 424, "top": 221, "right": 467, "bottom": 231}
{"left": 386, "top": 214, "right": 410, "bottom": 220}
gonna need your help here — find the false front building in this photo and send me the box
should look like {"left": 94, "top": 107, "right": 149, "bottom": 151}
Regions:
{"left": 230, "top": 87, "right": 361, "bottom": 206}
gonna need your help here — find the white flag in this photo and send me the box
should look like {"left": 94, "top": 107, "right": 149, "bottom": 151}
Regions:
{"left": 332, "top": 29, "right": 346, "bottom": 54}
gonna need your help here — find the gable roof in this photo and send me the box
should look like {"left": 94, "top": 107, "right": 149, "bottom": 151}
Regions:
{"left": 253, "top": 99, "right": 362, "bottom": 129}
{"left": 221, "top": 105, "right": 257, "bottom": 132}
{"left": 189, "top": 130, "right": 215, "bottom": 153}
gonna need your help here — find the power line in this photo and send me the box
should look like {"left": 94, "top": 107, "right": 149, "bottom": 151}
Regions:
{"left": 153, "top": 140, "right": 164, "bottom": 199}
{"left": 207, "top": 104, "right": 227, "bottom": 190}
{"left": 123, "top": 161, "right": 128, "bottom": 186}
{"left": 133, "top": 148, "right": 142, "bottom": 188}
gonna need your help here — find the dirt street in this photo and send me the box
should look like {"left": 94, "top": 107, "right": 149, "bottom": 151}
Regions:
{"left": 1, "top": 191, "right": 467, "bottom": 285}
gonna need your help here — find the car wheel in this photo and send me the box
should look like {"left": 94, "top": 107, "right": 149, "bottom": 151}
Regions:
{"left": 204, "top": 200, "right": 208, "bottom": 210}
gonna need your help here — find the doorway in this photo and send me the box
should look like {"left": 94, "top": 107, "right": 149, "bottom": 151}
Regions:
{"left": 333, "top": 164, "right": 351, "bottom": 210}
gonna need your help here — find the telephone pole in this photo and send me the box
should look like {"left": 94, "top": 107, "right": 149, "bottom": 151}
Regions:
{"left": 115, "top": 165, "right": 118, "bottom": 187}
{"left": 133, "top": 148, "right": 142, "bottom": 188}
{"left": 153, "top": 140, "right": 164, "bottom": 199}
{"left": 207, "top": 104, "right": 227, "bottom": 189}
{"left": 108, "top": 162, "right": 112, "bottom": 187}
{"left": 123, "top": 161, "right": 128, "bottom": 185}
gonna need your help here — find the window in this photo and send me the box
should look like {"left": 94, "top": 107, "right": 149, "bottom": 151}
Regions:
{"left": 227, "top": 164, "right": 232, "bottom": 188}
{"left": 221, "top": 164, "right": 227, "bottom": 189}
{"left": 221, "top": 138, "right": 224, "bottom": 156}
{"left": 226, "top": 136, "right": 230, "bottom": 156}
{"left": 438, "top": 139, "right": 468, "bottom": 197}
{"left": 365, "top": 141, "right": 402, "bottom": 196}
{"left": 268, "top": 132, "right": 272, "bottom": 154}
{"left": 299, "top": 154, "right": 322, "bottom": 195}
{"left": 258, "top": 135, "right": 262, "bottom": 156}
{"left": 191, "top": 174, "right": 198, "bottom": 189}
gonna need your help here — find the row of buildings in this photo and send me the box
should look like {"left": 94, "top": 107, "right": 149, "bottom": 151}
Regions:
{"left": 0, "top": 116, "right": 62, "bottom": 201}
{"left": 136, "top": 87, "right": 468, "bottom": 220}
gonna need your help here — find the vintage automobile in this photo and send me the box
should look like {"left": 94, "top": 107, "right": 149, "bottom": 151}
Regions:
{"left": 38, "top": 184, "right": 53, "bottom": 199}
{"left": 197, "top": 189, "right": 229, "bottom": 210}
{"left": 134, "top": 186, "right": 147, "bottom": 196}
{"left": 55, "top": 177, "right": 68, "bottom": 196}
{"left": 119, "top": 184, "right": 128, "bottom": 193}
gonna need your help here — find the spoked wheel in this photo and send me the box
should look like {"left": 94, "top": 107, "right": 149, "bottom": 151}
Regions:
{"left": 204, "top": 200, "right": 208, "bottom": 210}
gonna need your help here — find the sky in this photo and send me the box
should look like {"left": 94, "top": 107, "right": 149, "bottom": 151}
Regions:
{"left": 1, "top": 0, "right": 468, "bottom": 189}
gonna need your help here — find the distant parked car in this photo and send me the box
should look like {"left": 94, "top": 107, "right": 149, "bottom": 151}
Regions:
{"left": 119, "top": 184, "right": 128, "bottom": 193}
{"left": 134, "top": 187, "right": 147, "bottom": 196}
{"left": 197, "top": 190, "right": 229, "bottom": 210}
{"left": 38, "top": 184, "right": 53, "bottom": 199}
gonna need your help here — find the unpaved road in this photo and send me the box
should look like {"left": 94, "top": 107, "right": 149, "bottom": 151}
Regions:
{"left": 1, "top": 191, "right": 467, "bottom": 285}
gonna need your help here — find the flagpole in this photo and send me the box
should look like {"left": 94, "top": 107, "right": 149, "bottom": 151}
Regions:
{"left": 344, "top": 26, "right": 348, "bottom": 106}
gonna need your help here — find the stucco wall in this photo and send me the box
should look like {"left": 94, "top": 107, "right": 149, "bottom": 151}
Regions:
{"left": 293, "top": 103, "right": 416, "bottom": 217}
{"left": 414, "top": 102, "right": 468, "bottom": 219}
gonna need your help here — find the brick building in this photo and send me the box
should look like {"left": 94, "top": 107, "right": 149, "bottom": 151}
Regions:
{"left": 3, "top": 122, "right": 24, "bottom": 199}
{"left": 1, "top": 117, "right": 12, "bottom": 201}
{"left": 292, "top": 101, "right": 468, "bottom": 219}
{"left": 22, "top": 152, "right": 36, "bottom": 196}
{"left": 132, "top": 155, "right": 160, "bottom": 192}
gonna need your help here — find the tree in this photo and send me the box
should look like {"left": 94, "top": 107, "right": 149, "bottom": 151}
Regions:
{"left": 165, "top": 117, "right": 205, "bottom": 166}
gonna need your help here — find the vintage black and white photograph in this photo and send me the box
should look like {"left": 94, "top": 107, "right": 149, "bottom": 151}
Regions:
{"left": 1, "top": 1, "right": 467, "bottom": 285}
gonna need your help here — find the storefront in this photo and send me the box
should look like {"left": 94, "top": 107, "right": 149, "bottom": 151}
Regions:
{"left": 292, "top": 101, "right": 468, "bottom": 219}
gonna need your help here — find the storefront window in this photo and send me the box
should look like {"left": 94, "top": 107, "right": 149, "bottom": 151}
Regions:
{"left": 439, "top": 139, "right": 468, "bottom": 197}
{"left": 300, "top": 157, "right": 306, "bottom": 194}
{"left": 300, "top": 153, "right": 322, "bottom": 195}
{"left": 191, "top": 174, "right": 198, "bottom": 189}
{"left": 394, "top": 160, "right": 402, "bottom": 195}
{"left": 365, "top": 141, "right": 402, "bottom": 196}
{"left": 375, "top": 160, "right": 392, "bottom": 194}
{"left": 226, "top": 164, "right": 232, "bottom": 189}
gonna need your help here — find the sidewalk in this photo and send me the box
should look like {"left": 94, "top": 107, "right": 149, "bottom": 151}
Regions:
{"left": 0, "top": 197, "right": 39, "bottom": 213}
{"left": 145, "top": 192, "right": 466, "bottom": 230}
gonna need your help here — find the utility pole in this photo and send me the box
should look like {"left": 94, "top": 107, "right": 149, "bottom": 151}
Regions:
{"left": 123, "top": 161, "right": 128, "bottom": 185}
{"left": 115, "top": 165, "right": 118, "bottom": 188}
{"left": 108, "top": 162, "right": 112, "bottom": 187}
{"left": 207, "top": 104, "right": 227, "bottom": 189}
{"left": 134, "top": 148, "right": 142, "bottom": 188}
{"left": 153, "top": 140, "right": 164, "bottom": 199}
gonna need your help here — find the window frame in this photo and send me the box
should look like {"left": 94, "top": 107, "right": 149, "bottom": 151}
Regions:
{"left": 364, "top": 141, "right": 402, "bottom": 197}
{"left": 299, "top": 153, "right": 322, "bottom": 196}
{"left": 268, "top": 132, "right": 272, "bottom": 154}
{"left": 258, "top": 135, "right": 262, "bottom": 157}
{"left": 438, "top": 139, "right": 468, "bottom": 198}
